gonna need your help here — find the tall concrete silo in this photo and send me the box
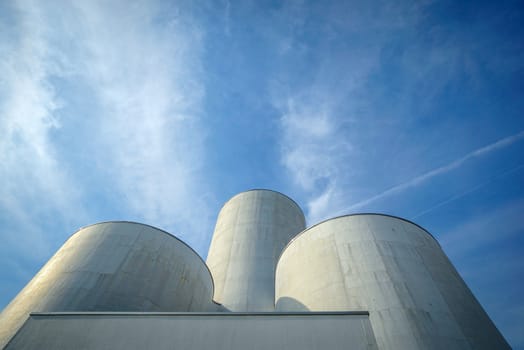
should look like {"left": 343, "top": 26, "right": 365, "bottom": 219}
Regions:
{"left": 0, "top": 221, "right": 216, "bottom": 348}
{"left": 206, "top": 190, "right": 305, "bottom": 311}
{"left": 275, "top": 214, "right": 510, "bottom": 350}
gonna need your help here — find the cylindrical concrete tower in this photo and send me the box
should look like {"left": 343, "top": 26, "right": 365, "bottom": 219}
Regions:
{"left": 206, "top": 190, "right": 305, "bottom": 311}
{"left": 275, "top": 214, "right": 510, "bottom": 350}
{"left": 0, "top": 222, "right": 216, "bottom": 348}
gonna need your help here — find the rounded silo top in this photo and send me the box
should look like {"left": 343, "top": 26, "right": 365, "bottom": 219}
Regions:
{"left": 206, "top": 189, "right": 306, "bottom": 311}
{"left": 217, "top": 189, "right": 305, "bottom": 221}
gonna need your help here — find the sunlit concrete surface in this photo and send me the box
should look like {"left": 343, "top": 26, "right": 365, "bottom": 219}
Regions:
{"left": 0, "top": 222, "right": 215, "bottom": 348}
{"left": 0, "top": 190, "right": 511, "bottom": 349}
{"left": 206, "top": 190, "right": 305, "bottom": 311}
{"left": 5, "top": 312, "right": 377, "bottom": 350}
{"left": 275, "top": 214, "right": 511, "bottom": 350}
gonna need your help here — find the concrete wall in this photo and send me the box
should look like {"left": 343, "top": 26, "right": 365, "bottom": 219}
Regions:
{"left": 275, "top": 214, "right": 510, "bottom": 350}
{"left": 6, "top": 312, "right": 377, "bottom": 350}
{"left": 206, "top": 190, "right": 305, "bottom": 311}
{"left": 0, "top": 222, "right": 215, "bottom": 348}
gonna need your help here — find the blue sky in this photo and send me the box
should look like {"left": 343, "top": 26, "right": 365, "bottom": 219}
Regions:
{"left": 1, "top": 0, "right": 523, "bottom": 347}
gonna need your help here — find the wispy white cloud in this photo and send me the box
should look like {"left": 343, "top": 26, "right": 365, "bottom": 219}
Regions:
{"left": 0, "top": 1, "right": 88, "bottom": 260}
{"left": 0, "top": 0, "right": 213, "bottom": 262}
{"left": 0, "top": 0, "right": 216, "bottom": 315}
{"left": 274, "top": 0, "right": 524, "bottom": 233}
{"left": 67, "top": 0, "right": 213, "bottom": 247}
{"left": 277, "top": 93, "right": 353, "bottom": 223}
{"left": 272, "top": 1, "right": 428, "bottom": 224}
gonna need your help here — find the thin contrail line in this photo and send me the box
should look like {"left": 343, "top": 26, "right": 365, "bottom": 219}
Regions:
{"left": 410, "top": 163, "right": 524, "bottom": 220}
{"left": 334, "top": 130, "right": 524, "bottom": 215}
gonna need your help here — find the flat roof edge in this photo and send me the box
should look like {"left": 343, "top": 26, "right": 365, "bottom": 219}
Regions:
{"left": 30, "top": 311, "right": 370, "bottom": 317}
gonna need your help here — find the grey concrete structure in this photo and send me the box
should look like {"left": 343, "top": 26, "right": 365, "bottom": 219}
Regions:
{"left": 6, "top": 312, "right": 377, "bottom": 350}
{"left": 275, "top": 214, "right": 510, "bottom": 350}
{"left": 206, "top": 190, "right": 305, "bottom": 311}
{"left": 0, "top": 222, "right": 215, "bottom": 348}
{"left": 0, "top": 190, "right": 511, "bottom": 349}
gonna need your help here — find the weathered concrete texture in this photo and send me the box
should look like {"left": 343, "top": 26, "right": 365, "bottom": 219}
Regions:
{"left": 206, "top": 190, "right": 305, "bottom": 311}
{"left": 6, "top": 312, "right": 377, "bottom": 350}
{"left": 275, "top": 214, "right": 511, "bottom": 350}
{"left": 0, "top": 222, "right": 215, "bottom": 348}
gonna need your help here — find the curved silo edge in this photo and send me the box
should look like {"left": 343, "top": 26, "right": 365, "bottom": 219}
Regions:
{"left": 68, "top": 220, "right": 216, "bottom": 297}
{"left": 277, "top": 212, "right": 442, "bottom": 266}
